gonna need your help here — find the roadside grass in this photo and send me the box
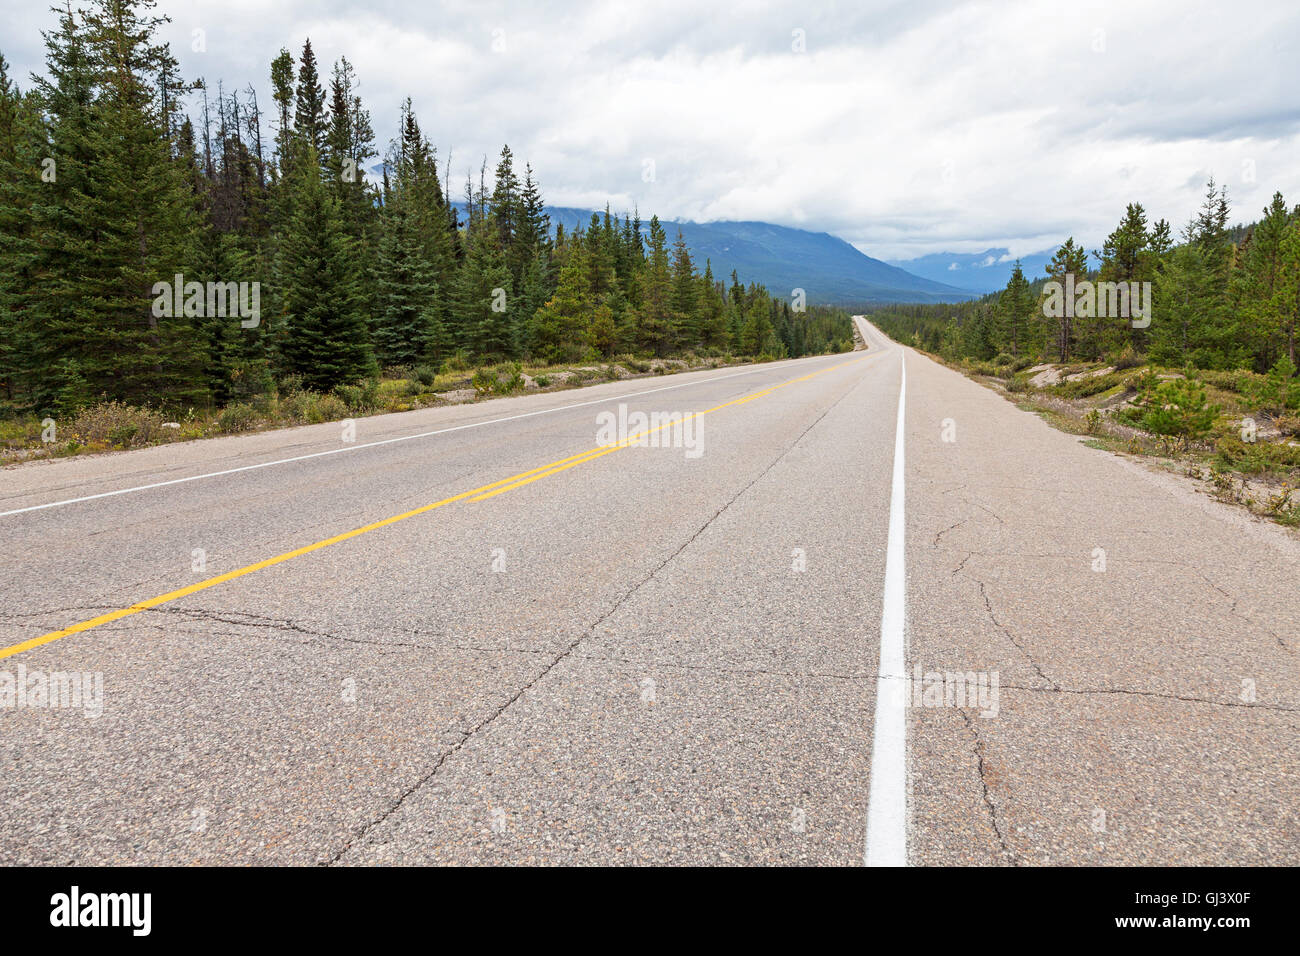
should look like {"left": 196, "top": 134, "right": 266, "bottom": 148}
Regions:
{"left": 0, "top": 350, "right": 762, "bottom": 466}
{"left": 939, "top": 350, "right": 1300, "bottom": 531}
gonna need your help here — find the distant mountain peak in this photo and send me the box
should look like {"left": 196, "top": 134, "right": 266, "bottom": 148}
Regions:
{"left": 885, "top": 246, "right": 1061, "bottom": 294}
{"left": 539, "top": 207, "right": 974, "bottom": 304}
{"left": 448, "top": 202, "right": 978, "bottom": 303}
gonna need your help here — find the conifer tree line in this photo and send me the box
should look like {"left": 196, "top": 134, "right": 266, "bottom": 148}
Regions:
{"left": 875, "top": 180, "right": 1300, "bottom": 376}
{"left": 0, "top": 0, "right": 853, "bottom": 417}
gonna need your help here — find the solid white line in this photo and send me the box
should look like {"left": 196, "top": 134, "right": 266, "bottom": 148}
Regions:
{"left": 0, "top": 355, "right": 831, "bottom": 519}
{"left": 865, "top": 348, "right": 908, "bottom": 867}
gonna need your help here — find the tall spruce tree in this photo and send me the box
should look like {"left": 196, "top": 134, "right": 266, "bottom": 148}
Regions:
{"left": 1043, "top": 237, "right": 1089, "bottom": 361}
{"left": 669, "top": 230, "right": 699, "bottom": 350}
{"left": 277, "top": 142, "right": 374, "bottom": 389}
{"left": 28, "top": 0, "right": 206, "bottom": 409}
{"left": 293, "top": 39, "right": 326, "bottom": 158}
{"left": 997, "top": 261, "right": 1034, "bottom": 358}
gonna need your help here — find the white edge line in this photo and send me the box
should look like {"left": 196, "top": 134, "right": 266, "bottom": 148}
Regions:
{"left": 0, "top": 354, "right": 840, "bottom": 518}
{"left": 865, "top": 347, "right": 908, "bottom": 867}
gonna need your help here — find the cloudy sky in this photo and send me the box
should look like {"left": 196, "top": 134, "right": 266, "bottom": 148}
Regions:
{"left": 7, "top": 0, "right": 1299, "bottom": 260}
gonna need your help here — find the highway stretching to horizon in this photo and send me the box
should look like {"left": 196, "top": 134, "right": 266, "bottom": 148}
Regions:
{"left": 1, "top": 319, "right": 1295, "bottom": 865}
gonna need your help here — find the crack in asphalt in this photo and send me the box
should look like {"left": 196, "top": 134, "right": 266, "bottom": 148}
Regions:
{"left": 5, "top": 597, "right": 1292, "bottom": 723}
{"left": 960, "top": 710, "right": 1017, "bottom": 864}
{"left": 571, "top": 651, "right": 874, "bottom": 683}
{"left": 1194, "top": 569, "right": 1290, "bottom": 652}
{"left": 993, "top": 680, "right": 1300, "bottom": 712}
{"left": 933, "top": 518, "right": 968, "bottom": 548}
{"left": 320, "top": 368, "right": 869, "bottom": 864}
{"left": 926, "top": 545, "right": 1293, "bottom": 657}
{"left": 322, "top": 628, "right": 588, "bottom": 866}
{"left": 876, "top": 673, "right": 1297, "bottom": 713}
{"left": 972, "top": 579, "right": 1059, "bottom": 690}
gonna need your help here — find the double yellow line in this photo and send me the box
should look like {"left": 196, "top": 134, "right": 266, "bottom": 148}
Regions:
{"left": 0, "top": 355, "right": 866, "bottom": 661}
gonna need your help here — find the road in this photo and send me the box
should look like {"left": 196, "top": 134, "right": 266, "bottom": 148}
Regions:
{"left": 0, "top": 319, "right": 1295, "bottom": 865}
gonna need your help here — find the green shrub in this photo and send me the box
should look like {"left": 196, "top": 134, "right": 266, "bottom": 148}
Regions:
{"left": 71, "top": 402, "right": 167, "bottom": 447}
{"left": 1084, "top": 408, "right": 1102, "bottom": 434}
{"left": 472, "top": 362, "right": 524, "bottom": 396}
{"left": 1051, "top": 371, "right": 1128, "bottom": 399}
{"left": 414, "top": 365, "right": 438, "bottom": 387}
{"left": 217, "top": 403, "right": 257, "bottom": 434}
{"left": 1112, "top": 347, "right": 1145, "bottom": 371}
{"left": 471, "top": 367, "right": 494, "bottom": 395}
{"left": 1275, "top": 414, "right": 1300, "bottom": 438}
{"left": 1132, "top": 367, "right": 1160, "bottom": 397}
{"left": 307, "top": 394, "right": 349, "bottom": 423}
{"left": 1138, "top": 379, "right": 1219, "bottom": 448}
{"left": 1245, "top": 356, "right": 1300, "bottom": 412}
{"left": 278, "top": 373, "right": 305, "bottom": 396}
{"left": 992, "top": 353, "right": 1015, "bottom": 367}
{"left": 281, "top": 390, "right": 316, "bottom": 423}
{"left": 1215, "top": 435, "right": 1300, "bottom": 475}
{"left": 333, "top": 384, "right": 364, "bottom": 411}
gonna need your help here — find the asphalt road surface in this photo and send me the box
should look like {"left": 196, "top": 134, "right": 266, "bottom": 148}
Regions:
{"left": 1, "top": 320, "right": 1295, "bottom": 865}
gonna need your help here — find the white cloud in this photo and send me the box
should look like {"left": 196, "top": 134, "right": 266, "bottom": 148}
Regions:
{"left": 6, "top": 0, "right": 1297, "bottom": 260}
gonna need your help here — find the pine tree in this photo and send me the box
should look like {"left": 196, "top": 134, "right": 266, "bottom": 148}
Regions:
{"left": 454, "top": 216, "right": 513, "bottom": 359}
{"left": 634, "top": 216, "right": 673, "bottom": 355}
{"left": 997, "top": 261, "right": 1033, "bottom": 358}
{"left": 739, "top": 288, "right": 777, "bottom": 356}
{"left": 17, "top": 3, "right": 98, "bottom": 410}
{"left": 490, "top": 144, "right": 523, "bottom": 285}
{"left": 324, "top": 57, "right": 376, "bottom": 231}
{"left": 26, "top": 0, "right": 207, "bottom": 409}
{"left": 1150, "top": 243, "right": 1217, "bottom": 368}
{"left": 1268, "top": 216, "right": 1300, "bottom": 368}
{"left": 372, "top": 182, "right": 438, "bottom": 367}
{"left": 528, "top": 240, "right": 590, "bottom": 363}
{"left": 1043, "top": 237, "right": 1088, "bottom": 361}
{"left": 1150, "top": 182, "right": 1242, "bottom": 368}
{"left": 698, "top": 260, "right": 728, "bottom": 349}
{"left": 670, "top": 230, "right": 699, "bottom": 349}
{"left": 1098, "top": 203, "right": 1149, "bottom": 282}
{"left": 268, "top": 48, "right": 294, "bottom": 165}
{"left": 0, "top": 54, "right": 41, "bottom": 401}
{"left": 277, "top": 142, "right": 374, "bottom": 389}
{"left": 293, "top": 39, "right": 326, "bottom": 157}
{"left": 1232, "top": 192, "right": 1293, "bottom": 369}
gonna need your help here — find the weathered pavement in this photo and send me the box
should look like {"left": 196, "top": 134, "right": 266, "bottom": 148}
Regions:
{"left": 0, "top": 320, "right": 1295, "bottom": 865}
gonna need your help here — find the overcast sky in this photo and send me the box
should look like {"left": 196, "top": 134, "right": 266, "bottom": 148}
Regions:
{"left": 7, "top": 0, "right": 1298, "bottom": 259}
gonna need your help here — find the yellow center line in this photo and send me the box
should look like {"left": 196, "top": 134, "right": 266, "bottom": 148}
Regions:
{"left": 0, "top": 354, "right": 869, "bottom": 661}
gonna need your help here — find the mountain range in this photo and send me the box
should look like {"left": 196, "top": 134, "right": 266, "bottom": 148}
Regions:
{"left": 883, "top": 248, "right": 1059, "bottom": 294}
{"left": 446, "top": 200, "right": 978, "bottom": 305}
{"left": 542, "top": 208, "right": 975, "bottom": 305}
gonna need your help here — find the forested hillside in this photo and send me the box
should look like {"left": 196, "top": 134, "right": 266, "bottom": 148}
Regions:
{"left": 0, "top": 0, "right": 853, "bottom": 422}
{"left": 874, "top": 183, "right": 1299, "bottom": 375}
